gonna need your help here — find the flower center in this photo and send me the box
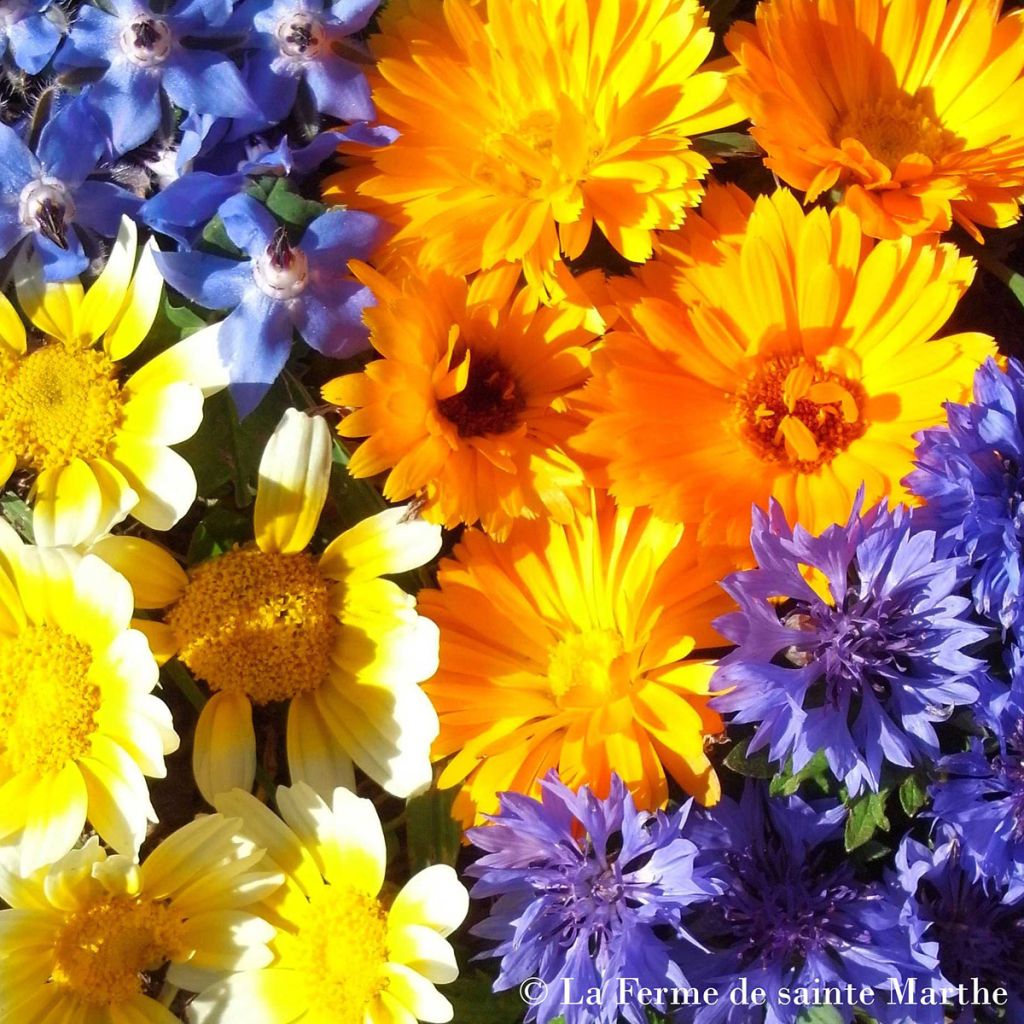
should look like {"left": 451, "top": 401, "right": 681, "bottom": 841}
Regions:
{"left": 0, "top": 343, "right": 124, "bottom": 474}
{"left": 51, "top": 896, "right": 188, "bottom": 1006}
{"left": 285, "top": 883, "right": 390, "bottom": 1022}
{"left": 276, "top": 11, "right": 324, "bottom": 59}
{"left": 436, "top": 349, "right": 525, "bottom": 438}
{"left": 547, "top": 629, "right": 632, "bottom": 708}
{"left": 738, "top": 356, "right": 867, "bottom": 470}
{"left": 167, "top": 548, "right": 336, "bottom": 704}
{"left": 18, "top": 178, "right": 75, "bottom": 249}
{"left": 0, "top": 625, "right": 100, "bottom": 776}
{"left": 835, "top": 95, "right": 952, "bottom": 171}
{"left": 253, "top": 229, "right": 309, "bottom": 300}
{"left": 120, "top": 16, "right": 172, "bottom": 67}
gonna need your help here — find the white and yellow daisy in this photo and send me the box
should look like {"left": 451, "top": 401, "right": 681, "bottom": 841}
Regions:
{"left": 191, "top": 783, "right": 468, "bottom": 1024}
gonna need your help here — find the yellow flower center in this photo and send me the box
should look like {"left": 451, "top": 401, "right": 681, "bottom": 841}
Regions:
{"left": 738, "top": 356, "right": 867, "bottom": 470}
{"left": 167, "top": 548, "right": 336, "bottom": 704}
{"left": 51, "top": 896, "right": 188, "bottom": 1006}
{"left": 287, "top": 883, "right": 390, "bottom": 1022}
{"left": 0, "top": 624, "right": 100, "bottom": 775}
{"left": 0, "top": 343, "right": 123, "bottom": 473}
{"left": 835, "top": 95, "right": 951, "bottom": 170}
{"left": 547, "top": 629, "right": 633, "bottom": 707}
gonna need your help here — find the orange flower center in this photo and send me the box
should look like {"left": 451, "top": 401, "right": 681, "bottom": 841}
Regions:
{"left": 437, "top": 349, "right": 525, "bottom": 438}
{"left": 547, "top": 629, "right": 635, "bottom": 708}
{"left": 738, "top": 356, "right": 867, "bottom": 470}
{"left": 835, "top": 95, "right": 951, "bottom": 171}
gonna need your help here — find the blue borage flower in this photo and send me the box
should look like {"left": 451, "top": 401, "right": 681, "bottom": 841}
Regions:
{"left": 685, "top": 785, "right": 917, "bottom": 1024}
{"left": 0, "top": 0, "right": 64, "bottom": 73}
{"left": 893, "top": 837, "right": 1024, "bottom": 1024}
{"left": 0, "top": 109, "right": 140, "bottom": 280}
{"left": 55, "top": 0, "right": 258, "bottom": 155}
{"left": 909, "top": 357, "right": 1024, "bottom": 636}
{"left": 155, "top": 192, "right": 387, "bottom": 416}
{"left": 466, "top": 771, "right": 718, "bottom": 1024}
{"left": 713, "top": 497, "right": 989, "bottom": 795}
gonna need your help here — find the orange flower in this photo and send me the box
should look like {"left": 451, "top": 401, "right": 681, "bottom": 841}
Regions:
{"left": 727, "top": 0, "right": 1024, "bottom": 240}
{"left": 576, "top": 185, "right": 994, "bottom": 553}
{"left": 324, "top": 0, "right": 740, "bottom": 301}
{"left": 323, "top": 262, "right": 597, "bottom": 539}
{"left": 420, "top": 493, "right": 732, "bottom": 827}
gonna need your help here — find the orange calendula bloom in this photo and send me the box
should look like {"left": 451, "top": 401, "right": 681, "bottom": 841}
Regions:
{"left": 324, "top": 0, "right": 740, "bottom": 301}
{"left": 323, "top": 262, "right": 597, "bottom": 539}
{"left": 727, "top": 0, "right": 1024, "bottom": 240}
{"left": 420, "top": 493, "right": 733, "bottom": 827}
{"left": 576, "top": 185, "right": 994, "bottom": 553}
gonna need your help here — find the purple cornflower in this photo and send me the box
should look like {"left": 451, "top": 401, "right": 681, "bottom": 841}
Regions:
{"left": 713, "top": 498, "right": 989, "bottom": 795}
{"left": 155, "top": 192, "right": 386, "bottom": 416}
{"left": 466, "top": 772, "right": 718, "bottom": 1024}
{"left": 0, "top": 0, "right": 64, "bottom": 73}
{"left": 908, "top": 357, "right": 1024, "bottom": 634}
{"left": 55, "top": 0, "right": 258, "bottom": 155}
{"left": 685, "top": 785, "right": 918, "bottom": 1024}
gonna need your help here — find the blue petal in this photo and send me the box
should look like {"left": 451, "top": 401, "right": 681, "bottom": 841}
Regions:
{"left": 36, "top": 104, "right": 104, "bottom": 186}
{"left": 219, "top": 193, "right": 278, "bottom": 256}
{"left": 0, "top": 219, "right": 29, "bottom": 262}
{"left": 293, "top": 278, "right": 371, "bottom": 357}
{"left": 154, "top": 250, "right": 253, "bottom": 309}
{"left": 7, "top": 14, "right": 62, "bottom": 74}
{"left": 33, "top": 229, "right": 89, "bottom": 282}
{"left": 161, "top": 47, "right": 259, "bottom": 120}
{"left": 303, "top": 206, "right": 388, "bottom": 262}
{"left": 170, "top": 0, "right": 234, "bottom": 30}
{"left": 219, "top": 296, "right": 294, "bottom": 418}
{"left": 304, "top": 54, "right": 374, "bottom": 121}
{"left": 53, "top": 4, "right": 120, "bottom": 70}
{"left": 247, "top": 0, "right": 298, "bottom": 34}
{"left": 83, "top": 65, "right": 163, "bottom": 155}
{"left": 329, "top": 0, "right": 379, "bottom": 34}
{"left": 241, "top": 53, "right": 299, "bottom": 128}
{"left": 0, "top": 122, "right": 35, "bottom": 193}
{"left": 140, "top": 171, "right": 245, "bottom": 246}
{"left": 72, "top": 181, "right": 143, "bottom": 236}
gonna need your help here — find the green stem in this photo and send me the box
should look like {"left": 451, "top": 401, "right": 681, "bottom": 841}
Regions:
{"left": 974, "top": 250, "right": 1024, "bottom": 307}
{"left": 163, "top": 660, "right": 206, "bottom": 713}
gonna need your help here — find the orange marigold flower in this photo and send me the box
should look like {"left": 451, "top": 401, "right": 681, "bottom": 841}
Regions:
{"left": 575, "top": 185, "right": 994, "bottom": 553}
{"left": 420, "top": 493, "right": 733, "bottom": 827}
{"left": 323, "top": 0, "right": 740, "bottom": 301}
{"left": 727, "top": 0, "right": 1024, "bottom": 240}
{"left": 322, "top": 262, "right": 597, "bottom": 539}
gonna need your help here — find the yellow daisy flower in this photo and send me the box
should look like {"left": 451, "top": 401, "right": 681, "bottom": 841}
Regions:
{"left": 0, "top": 216, "right": 228, "bottom": 547}
{"left": 192, "top": 783, "right": 469, "bottom": 1024}
{"left": 0, "top": 814, "right": 281, "bottom": 1023}
{"left": 420, "top": 492, "right": 734, "bottom": 828}
{"left": 727, "top": 0, "right": 1024, "bottom": 240}
{"left": 143, "top": 409, "right": 443, "bottom": 805}
{"left": 324, "top": 0, "right": 741, "bottom": 301}
{"left": 0, "top": 522, "right": 178, "bottom": 874}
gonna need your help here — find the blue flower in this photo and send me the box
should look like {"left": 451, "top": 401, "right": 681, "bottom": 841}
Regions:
{"left": 908, "top": 357, "right": 1024, "bottom": 635}
{"left": 0, "top": 108, "right": 141, "bottom": 280}
{"left": 713, "top": 498, "right": 989, "bottom": 794}
{"left": 465, "top": 772, "right": 718, "bottom": 1024}
{"left": 154, "top": 192, "right": 386, "bottom": 416}
{"left": 229, "top": 0, "right": 378, "bottom": 132}
{"left": 0, "top": 0, "right": 64, "bottom": 73}
{"left": 892, "top": 837, "right": 1024, "bottom": 1024}
{"left": 685, "top": 785, "right": 917, "bottom": 1024}
{"left": 55, "top": 0, "right": 258, "bottom": 155}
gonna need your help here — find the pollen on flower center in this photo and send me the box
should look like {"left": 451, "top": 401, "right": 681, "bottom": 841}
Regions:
{"left": 737, "top": 355, "right": 867, "bottom": 470}
{"left": 436, "top": 349, "right": 526, "bottom": 438}
{"left": 547, "top": 629, "right": 631, "bottom": 707}
{"left": 835, "top": 95, "right": 952, "bottom": 170}
{"left": 277, "top": 11, "right": 324, "bottom": 59}
{"left": 51, "top": 896, "right": 188, "bottom": 1007}
{"left": 167, "top": 547, "right": 336, "bottom": 704}
{"left": 0, "top": 343, "right": 124, "bottom": 474}
{"left": 120, "top": 16, "right": 173, "bottom": 66}
{"left": 289, "top": 883, "right": 390, "bottom": 1023}
{"left": 253, "top": 229, "right": 310, "bottom": 300}
{"left": 18, "top": 178, "right": 75, "bottom": 248}
{"left": 0, "top": 624, "right": 100, "bottom": 775}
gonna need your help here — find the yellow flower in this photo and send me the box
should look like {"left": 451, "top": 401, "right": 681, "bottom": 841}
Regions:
{"left": 0, "top": 815, "right": 281, "bottom": 1023}
{"left": 727, "top": 0, "right": 1024, "bottom": 240}
{"left": 576, "top": 185, "right": 994, "bottom": 553}
{"left": 144, "top": 409, "right": 443, "bottom": 805}
{"left": 0, "top": 216, "right": 228, "bottom": 547}
{"left": 323, "top": 261, "right": 597, "bottom": 539}
{"left": 420, "top": 492, "right": 733, "bottom": 828}
{"left": 0, "top": 521, "right": 178, "bottom": 874}
{"left": 323, "top": 0, "right": 740, "bottom": 301}
{"left": 193, "top": 783, "right": 469, "bottom": 1024}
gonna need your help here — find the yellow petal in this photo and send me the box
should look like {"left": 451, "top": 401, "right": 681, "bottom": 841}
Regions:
{"left": 777, "top": 415, "right": 820, "bottom": 462}
{"left": 13, "top": 245, "right": 84, "bottom": 345}
{"left": 285, "top": 691, "right": 356, "bottom": 800}
{"left": 319, "top": 507, "right": 441, "bottom": 584}
{"left": 79, "top": 216, "right": 138, "bottom": 347}
{"left": 17, "top": 763, "right": 88, "bottom": 874}
{"left": 389, "top": 865, "right": 469, "bottom": 937}
{"left": 88, "top": 536, "right": 188, "bottom": 609}
{"left": 193, "top": 691, "right": 257, "bottom": 806}
{"left": 381, "top": 963, "right": 454, "bottom": 1023}
{"left": 0, "top": 290, "right": 26, "bottom": 355}
{"left": 31, "top": 458, "right": 105, "bottom": 548}
{"left": 105, "top": 237, "right": 165, "bottom": 360}
{"left": 125, "top": 320, "right": 229, "bottom": 397}
{"left": 110, "top": 436, "right": 197, "bottom": 531}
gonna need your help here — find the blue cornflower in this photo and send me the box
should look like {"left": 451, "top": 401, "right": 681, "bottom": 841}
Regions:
{"left": 909, "top": 357, "right": 1024, "bottom": 635}
{"left": 0, "top": 109, "right": 141, "bottom": 280}
{"left": 893, "top": 837, "right": 1024, "bottom": 1023}
{"left": 685, "top": 785, "right": 917, "bottom": 1024}
{"left": 229, "top": 0, "right": 378, "bottom": 131}
{"left": 55, "top": 0, "right": 258, "bottom": 155}
{"left": 155, "top": 192, "right": 386, "bottom": 416}
{"left": 466, "top": 772, "right": 718, "bottom": 1024}
{"left": 713, "top": 498, "right": 989, "bottom": 795}
{"left": 0, "top": 0, "right": 64, "bottom": 73}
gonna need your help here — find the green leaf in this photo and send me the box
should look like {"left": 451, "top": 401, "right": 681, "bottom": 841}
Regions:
{"left": 723, "top": 737, "right": 776, "bottom": 779}
{"left": 899, "top": 773, "right": 929, "bottom": 817}
{"left": 405, "top": 785, "right": 461, "bottom": 874}
{"left": 201, "top": 214, "right": 245, "bottom": 258}
{"left": 265, "top": 177, "right": 326, "bottom": 230}
{"left": 797, "top": 1009, "right": 845, "bottom": 1024}
{"left": 769, "top": 750, "right": 831, "bottom": 797}
{"left": 186, "top": 504, "right": 252, "bottom": 565}
{"left": 0, "top": 494, "right": 34, "bottom": 542}
{"left": 446, "top": 971, "right": 525, "bottom": 1024}
{"left": 693, "top": 131, "right": 762, "bottom": 159}
{"left": 844, "top": 789, "right": 891, "bottom": 851}
{"left": 163, "top": 296, "right": 207, "bottom": 337}
{"left": 175, "top": 390, "right": 235, "bottom": 497}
